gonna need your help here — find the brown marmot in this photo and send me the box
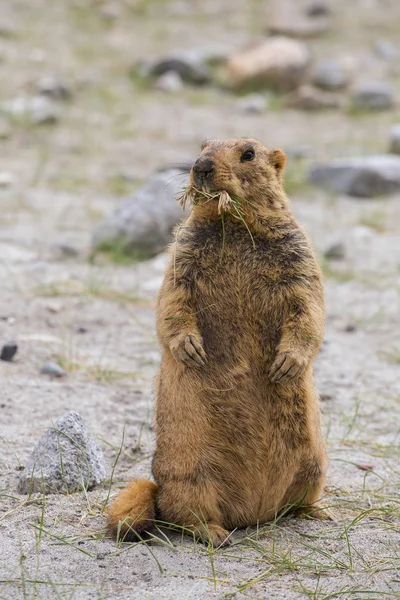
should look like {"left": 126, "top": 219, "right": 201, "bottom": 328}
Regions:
{"left": 107, "top": 138, "right": 330, "bottom": 547}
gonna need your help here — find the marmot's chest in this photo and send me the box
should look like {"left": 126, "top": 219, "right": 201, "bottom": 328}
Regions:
{"left": 180, "top": 224, "right": 295, "bottom": 292}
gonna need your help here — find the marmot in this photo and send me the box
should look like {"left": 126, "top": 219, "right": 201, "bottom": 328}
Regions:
{"left": 107, "top": 138, "right": 330, "bottom": 547}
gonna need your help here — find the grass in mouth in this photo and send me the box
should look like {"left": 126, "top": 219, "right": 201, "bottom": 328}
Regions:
{"left": 176, "top": 186, "right": 256, "bottom": 249}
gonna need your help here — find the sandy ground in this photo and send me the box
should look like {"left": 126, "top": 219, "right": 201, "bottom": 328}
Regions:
{"left": 1, "top": 1, "right": 400, "bottom": 598}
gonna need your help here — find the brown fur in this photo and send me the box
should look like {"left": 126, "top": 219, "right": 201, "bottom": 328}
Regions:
{"left": 107, "top": 138, "right": 330, "bottom": 546}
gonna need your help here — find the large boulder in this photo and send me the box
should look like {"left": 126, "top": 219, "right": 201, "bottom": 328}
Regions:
{"left": 308, "top": 155, "right": 400, "bottom": 197}
{"left": 18, "top": 412, "right": 106, "bottom": 494}
{"left": 92, "top": 167, "right": 190, "bottom": 257}
{"left": 226, "top": 37, "right": 310, "bottom": 92}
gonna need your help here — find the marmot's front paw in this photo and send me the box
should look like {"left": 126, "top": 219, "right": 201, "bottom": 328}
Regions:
{"left": 269, "top": 351, "right": 306, "bottom": 383}
{"left": 170, "top": 334, "right": 207, "bottom": 367}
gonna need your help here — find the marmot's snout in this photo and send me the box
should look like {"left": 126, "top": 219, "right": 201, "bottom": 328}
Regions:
{"left": 192, "top": 156, "right": 215, "bottom": 189}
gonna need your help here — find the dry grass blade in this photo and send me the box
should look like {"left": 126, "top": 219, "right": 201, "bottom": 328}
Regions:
{"left": 176, "top": 186, "right": 234, "bottom": 214}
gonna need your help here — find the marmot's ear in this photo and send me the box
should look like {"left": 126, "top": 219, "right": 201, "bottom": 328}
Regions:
{"left": 270, "top": 149, "right": 286, "bottom": 173}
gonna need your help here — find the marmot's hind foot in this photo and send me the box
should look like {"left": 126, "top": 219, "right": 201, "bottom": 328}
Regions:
{"left": 188, "top": 522, "right": 232, "bottom": 548}
{"left": 298, "top": 502, "right": 337, "bottom": 523}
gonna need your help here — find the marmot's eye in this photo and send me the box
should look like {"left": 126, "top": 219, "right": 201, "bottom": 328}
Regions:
{"left": 241, "top": 149, "right": 255, "bottom": 162}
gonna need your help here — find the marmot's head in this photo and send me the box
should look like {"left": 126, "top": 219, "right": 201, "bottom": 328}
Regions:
{"left": 187, "top": 139, "right": 286, "bottom": 211}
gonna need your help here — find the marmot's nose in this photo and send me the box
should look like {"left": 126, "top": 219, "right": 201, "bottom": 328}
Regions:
{"left": 193, "top": 157, "right": 214, "bottom": 177}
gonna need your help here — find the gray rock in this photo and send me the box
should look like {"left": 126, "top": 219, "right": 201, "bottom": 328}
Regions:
{"left": 389, "top": 124, "right": 400, "bottom": 155}
{"left": 226, "top": 37, "right": 310, "bottom": 92}
{"left": 18, "top": 412, "right": 106, "bottom": 494}
{"left": 36, "top": 76, "right": 72, "bottom": 101}
{"left": 154, "top": 70, "right": 183, "bottom": 93}
{"left": 285, "top": 85, "right": 341, "bottom": 111}
{"left": 237, "top": 93, "right": 268, "bottom": 114}
{"left": 41, "top": 361, "right": 66, "bottom": 378}
{"left": 306, "top": 2, "right": 331, "bottom": 17}
{"left": 3, "top": 96, "right": 60, "bottom": 125}
{"left": 1, "top": 341, "right": 18, "bottom": 362}
{"left": 92, "top": 167, "right": 190, "bottom": 256}
{"left": 136, "top": 51, "right": 211, "bottom": 85}
{"left": 324, "top": 242, "right": 345, "bottom": 260}
{"left": 312, "top": 59, "right": 350, "bottom": 90}
{"left": 351, "top": 82, "right": 395, "bottom": 111}
{"left": 309, "top": 155, "right": 400, "bottom": 197}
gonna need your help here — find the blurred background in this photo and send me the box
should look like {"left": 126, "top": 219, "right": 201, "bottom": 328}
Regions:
{"left": 1, "top": 0, "right": 400, "bottom": 262}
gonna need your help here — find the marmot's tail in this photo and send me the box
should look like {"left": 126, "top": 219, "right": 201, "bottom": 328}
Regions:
{"left": 107, "top": 479, "right": 158, "bottom": 541}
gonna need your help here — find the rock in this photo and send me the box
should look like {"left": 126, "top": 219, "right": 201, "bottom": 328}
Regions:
{"left": 237, "top": 93, "right": 268, "bottom": 114}
{"left": 312, "top": 59, "right": 350, "bottom": 90}
{"left": 18, "top": 412, "right": 106, "bottom": 494}
{"left": 41, "top": 361, "right": 66, "bottom": 378}
{"left": 374, "top": 40, "right": 398, "bottom": 60}
{"left": 52, "top": 243, "right": 80, "bottom": 258}
{"left": 285, "top": 85, "right": 341, "bottom": 110}
{"left": 324, "top": 242, "right": 345, "bottom": 260}
{"left": 36, "top": 76, "right": 72, "bottom": 101}
{"left": 350, "top": 82, "right": 395, "bottom": 111}
{"left": 268, "top": 17, "right": 331, "bottom": 39}
{"left": 389, "top": 124, "right": 400, "bottom": 154}
{"left": 92, "top": 166, "right": 190, "bottom": 257}
{"left": 226, "top": 37, "right": 310, "bottom": 92}
{"left": 0, "top": 341, "right": 18, "bottom": 362}
{"left": 154, "top": 70, "right": 183, "bottom": 93}
{"left": 136, "top": 51, "right": 212, "bottom": 85}
{"left": 0, "top": 172, "right": 15, "bottom": 188}
{"left": 306, "top": 2, "right": 331, "bottom": 17}
{"left": 3, "top": 96, "right": 60, "bottom": 125}
{"left": 309, "top": 155, "right": 400, "bottom": 197}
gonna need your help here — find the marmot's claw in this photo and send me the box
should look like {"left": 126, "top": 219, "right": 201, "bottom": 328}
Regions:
{"left": 170, "top": 334, "right": 207, "bottom": 367}
{"left": 269, "top": 352, "right": 305, "bottom": 383}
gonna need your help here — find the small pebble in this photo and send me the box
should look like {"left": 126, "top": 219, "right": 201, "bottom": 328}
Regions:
{"left": 37, "top": 76, "right": 72, "bottom": 101}
{"left": 344, "top": 323, "right": 357, "bottom": 333}
{"left": 320, "top": 393, "right": 333, "bottom": 401}
{"left": 54, "top": 243, "right": 80, "bottom": 257}
{"left": 0, "top": 341, "right": 18, "bottom": 362}
{"left": 41, "top": 361, "right": 66, "bottom": 378}
{"left": 324, "top": 242, "right": 345, "bottom": 260}
{"left": 75, "top": 326, "right": 88, "bottom": 334}
{"left": 306, "top": 2, "right": 331, "bottom": 17}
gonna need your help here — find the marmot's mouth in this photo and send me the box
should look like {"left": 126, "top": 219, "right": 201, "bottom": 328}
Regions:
{"left": 176, "top": 186, "right": 234, "bottom": 213}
